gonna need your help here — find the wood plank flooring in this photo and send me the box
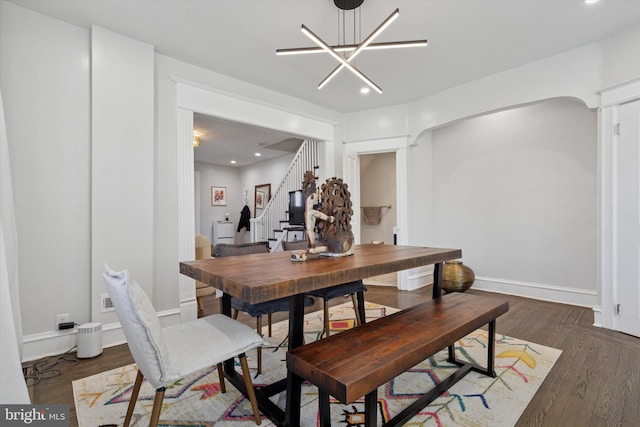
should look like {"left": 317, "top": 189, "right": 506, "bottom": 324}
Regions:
{"left": 23, "top": 285, "right": 640, "bottom": 426}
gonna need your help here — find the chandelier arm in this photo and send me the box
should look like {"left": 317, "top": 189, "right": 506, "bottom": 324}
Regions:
{"left": 276, "top": 40, "right": 428, "bottom": 55}
{"left": 301, "top": 25, "right": 382, "bottom": 93}
{"left": 319, "top": 8, "right": 399, "bottom": 89}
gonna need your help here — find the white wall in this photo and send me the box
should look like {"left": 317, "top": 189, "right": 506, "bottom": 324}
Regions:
{"left": 601, "top": 22, "right": 640, "bottom": 89}
{"left": 194, "top": 162, "right": 241, "bottom": 240}
{"left": 0, "top": 2, "right": 91, "bottom": 343}
{"left": 431, "top": 99, "right": 597, "bottom": 304}
{"left": 407, "top": 131, "right": 434, "bottom": 246}
{"left": 406, "top": 43, "right": 602, "bottom": 138}
{"left": 91, "top": 26, "right": 155, "bottom": 325}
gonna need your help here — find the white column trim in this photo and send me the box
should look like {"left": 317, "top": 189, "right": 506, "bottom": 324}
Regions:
{"left": 597, "top": 80, "right": 640, "bottom": 331}
{"left": 177, "top": 108, "right": 197, "bottom": 322}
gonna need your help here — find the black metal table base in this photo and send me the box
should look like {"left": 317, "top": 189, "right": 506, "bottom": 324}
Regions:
{"left": 220, "top": 263, "right": 445, "bottom": 427}
{"left": 224, "top": 369, "right": 287, "bottom": 425}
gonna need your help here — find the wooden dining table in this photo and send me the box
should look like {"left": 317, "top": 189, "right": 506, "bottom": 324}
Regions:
{"left": 180, "top": 243, "right": 461, "bottom": 427}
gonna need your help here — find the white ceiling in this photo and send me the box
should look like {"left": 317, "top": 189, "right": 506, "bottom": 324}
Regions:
{"left": 12, "top": 0, "right": 640, "bottom": 165}
{"left": 193, "top": 114, "right": 302, "bottom": 167}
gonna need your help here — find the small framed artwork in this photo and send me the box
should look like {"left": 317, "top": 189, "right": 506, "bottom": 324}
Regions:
{"left": 254, "top": 183, "right": 271, "bottom": 217}
{"left": 256, "top": 190, "right": 265, "bottom": 209}
{"left": 211, "top": 186, "right": 227, "bottom": 206}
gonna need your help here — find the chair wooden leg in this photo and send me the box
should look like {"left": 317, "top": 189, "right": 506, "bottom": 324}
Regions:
{"left": 256, "top": 316, "right": 263, "bottom": 375}
{"left": 217, "top": 363, "right": 226, "bottom": 393}
{"left": 239, "top": 353, "right": 262, "bottom": 425}
{"left": 123, "top": 369, "right": 144, "bottom": 427}
{"left": 267, "top": 313, "right": 273, "bottom": 337}
{"left": 148, "top": 387, "right": 166, "bottom": 427}
{"left": 197, "top": 297, "right": 204, "bottom": 318}
{"left": 232, "top": 309, "right": 239, "bottom": 320}
{"left": 351, "top": 294, "right": 360, "bottom": 326}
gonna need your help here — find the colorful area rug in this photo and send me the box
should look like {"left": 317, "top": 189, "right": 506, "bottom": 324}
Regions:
{"left": 73, "top": 301, "right": 561, "bottom": 427}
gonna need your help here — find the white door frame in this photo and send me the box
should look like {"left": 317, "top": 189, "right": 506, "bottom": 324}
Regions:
{"left": 596, "top": 78, "right": 640, "bottom": 331}
{"left": 343, "top": 136, "right": 412, "bottom": 289}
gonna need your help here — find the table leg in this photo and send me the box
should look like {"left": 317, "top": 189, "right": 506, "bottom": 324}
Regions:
{"left": 285, "top": 293, "right": 306, "bottom": 427}
{"left": 432, "top": 262, "right": 443, "bottom": 299}
{"left": 356, "top": 290, "right": 366, "bottom": 324}
{"left": 220, "top": 293, "right": 231, "bottom": 316}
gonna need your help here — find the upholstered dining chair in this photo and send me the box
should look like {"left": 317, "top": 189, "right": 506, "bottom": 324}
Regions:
{"left": 214, "top": 242, "right": 315, "bottom": 374}
{"left": 103, "top": 264, "right": 263, "bottom": 426}
{"left": 282, "top": 240, "right": 367, "bottom": 338}
{"left": 195, "top": 234, "right": 215, "bottom": 317}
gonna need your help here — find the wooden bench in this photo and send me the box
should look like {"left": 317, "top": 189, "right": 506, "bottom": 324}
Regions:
{"left": 287, "top": 292, "right": 509, "bottom": 427}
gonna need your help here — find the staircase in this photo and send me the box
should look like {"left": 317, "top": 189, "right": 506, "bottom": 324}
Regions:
{"left": 250, "top": 140, "right": 320, "bottom": 250}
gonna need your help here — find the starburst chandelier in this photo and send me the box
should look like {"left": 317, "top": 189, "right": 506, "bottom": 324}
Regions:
{"left": 276, "top": 0, "right": 427, "bottom": 94}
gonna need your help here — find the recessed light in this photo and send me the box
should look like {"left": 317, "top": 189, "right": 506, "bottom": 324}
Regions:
{"left": 584, "top": 0, "right": 599, "bottom": 4}
{"left": 360, "top": 87, "right": 370, "bottom": 95}
{"left": 230, "top": 160, "right": 237, "bottom": 164}
{"left": 254, "top": 152, "right": 262, "bottom": 157}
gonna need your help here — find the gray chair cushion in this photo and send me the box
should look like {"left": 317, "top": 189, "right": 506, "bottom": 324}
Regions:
{"left": 282, "top": 240, "right": 308, "bottom": 251}
{"left": 308, "top": 280, "right": 367, "bottom": 300}
{"left": 214, "top": 241, "right": 269, "bottom": 257}
{"left": 231, "top": 295, "right": 315, "bottom": 317}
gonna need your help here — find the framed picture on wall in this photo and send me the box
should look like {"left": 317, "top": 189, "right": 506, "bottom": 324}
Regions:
{"left": 256, "top": 191, "right": 265, "bottom": 209}
{"left": 254, "top": 183, "right": 271, "bottom": 217}
{"left": 211, "top": 186, "right": 227, "bottom": 206}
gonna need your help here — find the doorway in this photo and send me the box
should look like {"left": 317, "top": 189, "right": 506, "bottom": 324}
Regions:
{"left": 176, "top": 82, "right": 335, "bottom": 319}
{"left": 343, "top": 136, "right": 410, "bottom": 289}
{"left": 359, "top": 152, "right": 396, "bottom": 245}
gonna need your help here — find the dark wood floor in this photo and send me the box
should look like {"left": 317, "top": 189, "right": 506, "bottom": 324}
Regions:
{"left": 24, "top": 285, "right": 639, "bottom": 426}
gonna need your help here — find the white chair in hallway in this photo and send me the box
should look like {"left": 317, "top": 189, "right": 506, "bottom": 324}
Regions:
{"left": 103, "top": 264, "right": 264, "bottom": 427}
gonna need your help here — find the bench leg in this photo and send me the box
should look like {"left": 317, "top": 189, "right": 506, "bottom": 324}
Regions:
{"left": 364, "top": 389, "right": 377, "bottom": 427}
{"left": 318, "top": 389, "right": 331, "bottom": 427}
{"left": 447, "top": 319, "right": 498, "bottom": 378}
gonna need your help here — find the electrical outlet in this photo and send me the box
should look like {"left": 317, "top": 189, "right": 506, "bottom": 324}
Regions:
{"left": 56, "top": 313, "right": 70, "bottom": 329}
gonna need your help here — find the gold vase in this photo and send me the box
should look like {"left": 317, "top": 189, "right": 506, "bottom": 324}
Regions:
{"left": 441, "top": 260, "right": 475, "bottom": 293}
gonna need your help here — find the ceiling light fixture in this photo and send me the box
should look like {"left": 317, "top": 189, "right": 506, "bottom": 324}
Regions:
{"left": 277, "top": 0, "right": 427, "bottom": 93}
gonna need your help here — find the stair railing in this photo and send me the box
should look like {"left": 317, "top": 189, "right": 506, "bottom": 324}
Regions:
{"left": 250, "top": 140, "right": 319, "bottom": 246}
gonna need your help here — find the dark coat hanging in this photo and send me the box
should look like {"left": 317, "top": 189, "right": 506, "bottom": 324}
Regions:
{"left": 237, "top": 205, "right": 251, "bottom": 232}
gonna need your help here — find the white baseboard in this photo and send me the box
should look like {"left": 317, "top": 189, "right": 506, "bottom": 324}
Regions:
{"left": 406, "top": 271, "right": 433, "bottom": 291}
{"left": 395, "top": 273, "right": 596, "bottom": 308}
{"left": 592, "top": 305, "right": 603, "bottom": 327}
{"left": 21, "top": 308, "right": 181, "bottom": 362}
{"left": 472, "top": 276, "right": 597, "bottom": 308}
